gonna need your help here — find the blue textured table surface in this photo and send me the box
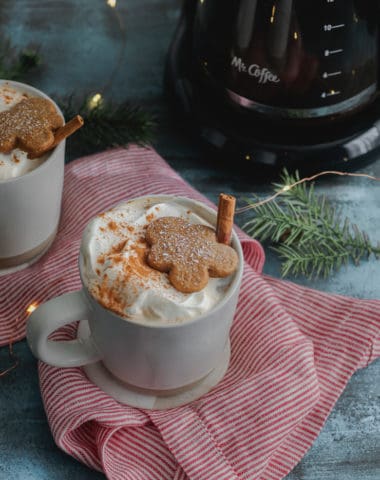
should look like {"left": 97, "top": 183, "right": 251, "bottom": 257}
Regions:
{"left": 1, "top": 1, "right": 380, "bottom": 479}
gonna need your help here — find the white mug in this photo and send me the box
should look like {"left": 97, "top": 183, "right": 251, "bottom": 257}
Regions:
{"left": 0, "top": 80, "right": 65, "bottom": 274}
{"left": 26, "top": 196, "right": 244, "bottom": 391}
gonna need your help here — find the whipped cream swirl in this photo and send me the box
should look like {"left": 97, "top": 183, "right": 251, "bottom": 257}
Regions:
{"left": 80, "top": 198, "right": 233, "bottom": 325}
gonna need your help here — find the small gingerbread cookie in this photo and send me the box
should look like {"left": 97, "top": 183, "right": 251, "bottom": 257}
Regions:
{"left": 0, "top": 97, "right": 63, "bottom": 157}
{"left": 145, "top": 216, "right": 238, "bottom": 293}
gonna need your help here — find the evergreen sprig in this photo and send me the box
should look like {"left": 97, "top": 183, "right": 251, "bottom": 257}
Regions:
{"left": 0, "top": 39, "right": 155, "bottom": 155}
{"left": 58, "top": 95, "right": 155, "bottom": 156}
{"left": 243, "top": 170, "right": 380, "bottom": 278}
{"left": 0, "top": 39, "right": 41, "bottom": 80}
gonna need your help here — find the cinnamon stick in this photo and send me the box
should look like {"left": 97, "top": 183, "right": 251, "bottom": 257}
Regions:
{"left": 28, "top": 115, "right": 84, "bottom": 159}
{"left": 216, "top": 193, "right": 236, "bottom": 244}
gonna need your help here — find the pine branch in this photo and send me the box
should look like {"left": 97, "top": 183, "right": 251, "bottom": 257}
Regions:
{"left": 0, "top": 38, "right": 41, "bottom": 80}
{"left": 273, "top": 242, "right": 350, "bottom": 278}
{"left": 57, "top": 95, "right": 156, "bottom": 156}
{"left": 243, "top": 170, "right": 380, "bottom": 278}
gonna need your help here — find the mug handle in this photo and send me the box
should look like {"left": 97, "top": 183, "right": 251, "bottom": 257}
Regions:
{"left": 26, "top": 290, "right": 102, "bottom": 368}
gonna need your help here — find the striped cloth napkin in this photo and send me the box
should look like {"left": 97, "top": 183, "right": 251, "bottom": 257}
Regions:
{"left": 2, "top": 146, "right": 380, "bottom": 479}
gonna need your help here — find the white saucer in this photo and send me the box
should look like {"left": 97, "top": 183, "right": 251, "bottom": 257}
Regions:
{"left": 77, "top": 320, "right": 230, "bottom": 410}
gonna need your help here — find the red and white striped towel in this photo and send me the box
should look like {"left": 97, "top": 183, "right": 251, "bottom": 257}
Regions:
{"left": 2, "top": 146, "right": 380, "bottom": 479}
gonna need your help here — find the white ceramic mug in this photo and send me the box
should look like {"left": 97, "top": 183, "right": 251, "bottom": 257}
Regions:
{"left": 0, "top": 80, "right": 65, "bottom": 274}
{"left": 26, "top": 196, "right": 244, "bottom": 391}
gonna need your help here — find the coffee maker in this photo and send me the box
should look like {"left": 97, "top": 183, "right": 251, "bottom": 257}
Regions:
{"left": 166, "top": 0, "right": 380, "bottom": 170}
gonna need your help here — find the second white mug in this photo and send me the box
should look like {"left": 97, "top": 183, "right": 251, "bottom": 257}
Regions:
{"left": 0, "top": 80, "right": 65, "bottom": 274}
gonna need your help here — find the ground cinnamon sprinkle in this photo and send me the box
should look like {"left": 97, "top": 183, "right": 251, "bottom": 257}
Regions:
{"left": 89, "top": 213, "right": 182, "bottom": 318}
{"left": 93, "top": 277, "right": 127, "bottom": 316}
{"left": 125, "top": 243, "right": 158, "bottom": 279}
{"left": 93, "top": 254, "right": 157, "bottom": 317}
{"left": 111, "top": 255, "right": 123, "bottom": 264}
{"left": 107, "top": 220, "right": 118, "bottom": 232}
{"left": 111, "top": 239, "right": 127, "bottom": 254}
{"left": 92, "top": 234, "right": 161, "bottom": 317}
{"left": 12, "top": 153, "right": 20, "bottom": 163}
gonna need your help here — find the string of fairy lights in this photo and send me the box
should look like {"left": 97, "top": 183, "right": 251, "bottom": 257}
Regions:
{"left": 236, "top": 170, "right": 380, "bottom": 213}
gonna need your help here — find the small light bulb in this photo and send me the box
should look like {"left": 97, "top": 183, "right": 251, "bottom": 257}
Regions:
{"left": 294, "top": 31, "right": 298, "bottom": 40}
{"left": 107, "top": 0, "right": 116, "bottom": 7}
{"left": 282, "top": 185, "right": 291, "bottom": 192}
{"left": 88, "top": 93, "right": 103, "bottom": 110}
{"left": 26, "top": 302, "right": 38, "bottom": 315}
{"left": 270, "top": 4, "right": 276, "bottom": 22}
{"left": 245, "top": 154, "right": 251, "bottom": 160}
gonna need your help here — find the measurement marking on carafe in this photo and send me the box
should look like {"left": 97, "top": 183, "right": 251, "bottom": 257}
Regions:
{"left": 323, "top": 23, "right": 345, "bottom": 31}
{"left": 321, "top": 90, "right": 341, "bottom": 98}
{"left": 322, "top": 71, "right": 342, "bottom": 79}
{"left": 324, "top": 48, "right": 343, "bottom": 57}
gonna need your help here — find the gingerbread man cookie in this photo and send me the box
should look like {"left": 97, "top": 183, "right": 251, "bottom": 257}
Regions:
{"left": 0, "top": 97, "right": 63, "bottom": 157}
{"left": 145, "top": 216, "right": 238, "bottom": 293}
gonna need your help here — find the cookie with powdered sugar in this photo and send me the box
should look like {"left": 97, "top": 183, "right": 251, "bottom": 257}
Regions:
{"left": 0, "top": 97, "right": 63, "bottom": 158}
{"left": 145, "top": 216, "right": 238, "bottom": 293}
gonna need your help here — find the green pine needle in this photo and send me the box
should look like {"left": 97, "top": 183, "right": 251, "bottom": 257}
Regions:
{"left": 58, "top": 95, "right": 155, "bottom": 156}
{"left": 0, "top": 38, "right": 41, "bottom": 80}
{"left": 243, "top": 170, "right": 380, "bottom": 278}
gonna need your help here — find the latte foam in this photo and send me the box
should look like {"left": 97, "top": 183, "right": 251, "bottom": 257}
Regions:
{"left": 80, "top": 198, "right": 234, "bottom": 325}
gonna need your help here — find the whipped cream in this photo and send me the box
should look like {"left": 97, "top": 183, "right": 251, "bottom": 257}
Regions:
{"left": 81, "top": 198, "right": 234, "bottom": 325}
{"left": 0, "top": 83, "right": 47, "bottom": 180}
